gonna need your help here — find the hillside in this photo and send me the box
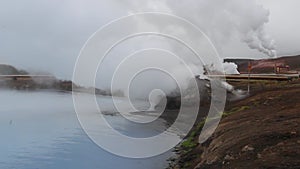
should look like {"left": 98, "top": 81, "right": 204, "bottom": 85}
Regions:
{"left": 170, "top": 81, "right": 300, "bottom": 169}
{"left": 0, "top": 64, "right": 109, "bottom": 95}
{"left": 225, "top": 55, "right": 300, "bottom": 74}
{"left": 0, "top": 64, "right": 28, "bottom": 75}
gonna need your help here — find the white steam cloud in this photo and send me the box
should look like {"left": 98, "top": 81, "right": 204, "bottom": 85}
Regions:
{"left": 223, "top": 62, "right": 240, "bottom": 75}
{"left": 124, "top": 0, "right": 277, "bottom": 58}
{"left": 1, "top": 0, "right": 278, "bottom": 96}
{"left": 98, "top": 0, "right": 276, "bottom": 97}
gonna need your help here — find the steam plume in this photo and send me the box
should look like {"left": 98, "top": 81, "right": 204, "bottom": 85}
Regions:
{"left": 125, "top": 0, "right": 277, "bottom": 58}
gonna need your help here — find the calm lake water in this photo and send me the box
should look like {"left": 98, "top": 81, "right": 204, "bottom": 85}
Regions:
{"left": 0, "top": 90, "right": 176, "bottom": 169}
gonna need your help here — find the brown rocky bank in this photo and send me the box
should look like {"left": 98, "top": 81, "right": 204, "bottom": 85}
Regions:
{"left": 171, "top": 81, "right": 300, "bottom": 169}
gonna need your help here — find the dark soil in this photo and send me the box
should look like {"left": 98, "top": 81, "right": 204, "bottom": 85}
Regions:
{"left": 171, "top": 80, "right": 300, "bottom": 169}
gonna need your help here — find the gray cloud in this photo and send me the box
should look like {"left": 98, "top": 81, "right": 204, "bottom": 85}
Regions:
{"left": 0, "top": 0, "right": 124, "bottom": 79}
{"left": 0, "top": 0, "right": 299, "bottom": 81}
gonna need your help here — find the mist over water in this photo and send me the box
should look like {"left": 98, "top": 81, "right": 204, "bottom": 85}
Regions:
{"left": 0, "top": 90, "right": 175, "bottom": 169}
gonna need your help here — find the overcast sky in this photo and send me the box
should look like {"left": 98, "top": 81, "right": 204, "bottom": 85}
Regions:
{"left": 0, "top": 0, "right": 299, "bottom": 80}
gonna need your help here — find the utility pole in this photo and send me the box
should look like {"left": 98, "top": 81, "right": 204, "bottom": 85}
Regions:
{"left": 248, "top": 61, "right": 252, "bottom": 94}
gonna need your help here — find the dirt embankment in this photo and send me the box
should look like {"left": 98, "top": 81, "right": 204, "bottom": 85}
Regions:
{"left": 171, "top": 81, "right": 300, "bottom": 169}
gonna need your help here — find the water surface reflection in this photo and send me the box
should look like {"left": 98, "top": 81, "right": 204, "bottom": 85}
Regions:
{"left": 0, "top": 90, "right": 175, "bottom": 169}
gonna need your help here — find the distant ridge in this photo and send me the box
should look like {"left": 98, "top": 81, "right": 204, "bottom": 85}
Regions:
{"left": 224, "top": 55, "right": 300, "bottom": 74}
{"left": 0, "top": 64, "right": 109, "bottom": 95}
{"left": 0, "top": 64, "right": 24, "bottom": 75}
